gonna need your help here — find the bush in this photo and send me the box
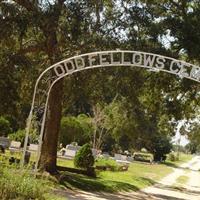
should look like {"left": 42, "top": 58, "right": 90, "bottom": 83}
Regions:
{"left": 95, "top": 157, "right": 120, "bottom": 171}
{"left": 74, "top": 143, "right": 94, "bottom": 170}
{"left": 168, "top": 152, "right": 178, "bottom": 162}
{"left": 0, "top": 116, "right": 11, "bottom": 137}
{"left": 8, "top": 129, "right": 25, "bottom": 145}
{"left": 8, "top": 129, "right": 38, "bottom": 145}
{"left": 0, "top": 166, "right": 50, "bottom": 200}
{"left": 151, "top": 135, "right": 172, "bottom": 161}
{"left": 133, "top": 152, "right": 154, "bottom": 163}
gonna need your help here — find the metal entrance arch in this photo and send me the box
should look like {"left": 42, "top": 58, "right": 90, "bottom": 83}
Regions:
{"left": 21, "top": 50, "right": 200, "bottom": 169}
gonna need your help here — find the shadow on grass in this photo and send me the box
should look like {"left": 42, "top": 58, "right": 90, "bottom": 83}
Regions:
{"left": 139, "top": 177, "right": 156, "bottom": 185}
{"left": 156, "top": 183, "right": 200, "bottom": 196}
{"left": 163, "top": 161, "right": 179, "bottom": 168}
{"left": 163, "top": 161, "right": 193, "bottom": 171}
{"left": 58, "top": 172, "right": 156, "bottom": 193}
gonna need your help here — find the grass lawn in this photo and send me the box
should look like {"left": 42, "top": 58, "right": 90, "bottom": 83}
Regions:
{"left": 57, "top": 152, "right": 194, "bottom": 193}
{"left": 173, "top": 171, "right": 189, "bottom": 189}
{"left": 98, "top": 162, "right": 173, "bottom": 190}
{"left": 175, "top": 175, "right": 189, "bottom": 185}
{"left": 0, "top": 165, "right": 64, "bottom": 200}
{"left": 0, "top": 152, "right": 67, "bottom": 200}
{"left": 57, "top": 157, "right": 74, "bottom": 168}
{"left": 0, "top": 151, "right": 194, "bottom": 195}
{"left": 165, "top": 153, "right": 194, "bottom": 168}
{"left": 58, "top": 160, "right": 173, "bottom": 192}
{"left": 178, "top": 153, "right": 194, "bottom": 163}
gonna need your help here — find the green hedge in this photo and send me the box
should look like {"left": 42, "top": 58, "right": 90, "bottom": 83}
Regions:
{"left": 167, "top": 152, "right": 179, "bottom": 161}
{"left": 133, "top": 152, "right": 154, "bottom": 163}
{"left": 96, "top": 157, "right": 119, "bottom": 171}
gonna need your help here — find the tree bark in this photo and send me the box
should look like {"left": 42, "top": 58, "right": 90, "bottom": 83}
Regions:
{"left": 12, "top": 0, "right": 66, "bottom": 173}
{"left": 38, "top": 29, "right": 63, "bottom": 173}
{"left": 39, "top": 79, "right": 63, "bottom": 173}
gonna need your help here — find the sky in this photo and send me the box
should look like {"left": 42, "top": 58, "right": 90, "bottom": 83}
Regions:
{"left": 172, "top": 132, "right": 189, "bottom": 146}
{"left": 172, "top": 121, "right": 190, "bottom": 146}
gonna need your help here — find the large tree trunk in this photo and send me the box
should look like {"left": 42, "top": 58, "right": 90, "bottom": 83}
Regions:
{"left": 38, "top": 28, "right": 63, "bottom": 173}
{"left": 11, "top": 0, "right": 66, "bottom": 173}
{"left": 39, "top": 79, "right": 63, "bottom": 173}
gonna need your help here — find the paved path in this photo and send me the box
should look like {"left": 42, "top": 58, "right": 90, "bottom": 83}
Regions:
{"left": 56, "top": 156, "right": 200, "bottom": 200}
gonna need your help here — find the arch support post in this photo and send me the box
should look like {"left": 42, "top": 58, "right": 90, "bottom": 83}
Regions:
{"left": 21, "top": 111, "right": 33, "bottom": 168}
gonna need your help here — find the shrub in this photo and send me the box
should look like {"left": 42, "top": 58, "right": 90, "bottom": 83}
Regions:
{"left": 8, "top": 129, "right": 38, "bottom": 145}
{"left": 168, "top": 152, "right": 178, "bottom": 162}
{"left": 133, "top": 152, "right": 154, "bottom": 163}
{"left": 95, "top": 157, "right": 119, "bottom": 171}
{"left": 74, "top": 143, "right": 94, "bottom": 170}
{"left": 8, "top": 129, "right": 25, "bottom": 145}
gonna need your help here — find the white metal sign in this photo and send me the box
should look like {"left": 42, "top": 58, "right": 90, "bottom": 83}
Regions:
{"left": 53, "top": 52, "right": 200, "bottom": 80}
{"left": 21, "top": 50, "right": 200, "bottom": 169}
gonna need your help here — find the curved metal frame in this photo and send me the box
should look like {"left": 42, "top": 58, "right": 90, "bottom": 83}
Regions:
{"left": 21, "top": 50, "right": 200, "bottom": 169}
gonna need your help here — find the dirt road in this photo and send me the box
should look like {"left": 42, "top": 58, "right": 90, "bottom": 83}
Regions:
{"left": 142, "top": 156, "right": 200, "bottom": 200}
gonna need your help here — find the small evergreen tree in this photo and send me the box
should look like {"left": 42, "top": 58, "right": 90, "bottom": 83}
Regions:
{"left": 151, "top": 134, "right": 172, "bottom": 161}
{"left": 74, "top": 143, "right": 94, "bottom": 170}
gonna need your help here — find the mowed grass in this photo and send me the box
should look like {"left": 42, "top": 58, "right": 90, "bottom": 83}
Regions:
{"left": 165, "top": 153, "right": 194, "bottom": 168}
{"left": 179, "top": 153, "right": 194, "bottom": 163}
{"left": 176, "top": 175, "right": 189, "bottom": 185}
{"left": 0, "top": 150, "right": 36, "bottom": 162}
{"left": 99, "top": 162, "right": 173, "bottom": 189}
{"left": 58, "top": 160, "right": 173, "bottom": 192}
{"left": 1, "top": 151, "right": 194, "bottom": 193}
{"left": 57, "top": 153, "right": 194, "bottom": 192}
{"left": 57, "top": 158, "right": 74, "bottom": 168}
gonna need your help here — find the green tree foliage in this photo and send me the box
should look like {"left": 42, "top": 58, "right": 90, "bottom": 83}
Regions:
{"left": 74, "top": 143, "right": 94, "bottom": 170}
{"left": 149, "top": 134, "right": 172, "bottom": 161}
{"left": 186, "top": 122, "right": 200, "bottom": 153}
{"left": 8, "top": 129, "right": 25, "bottom": 145}
{"left": 8, "top": 115, "right": 39, "bottom": 145}
{"left": 0, "top": 116, "right": 11, "bottom": 137}
{"left": 162, "top": 0, "right": 200, "bottom": 61}
{"left": 8, "top": 129, "right": 38, "bottom": 145}
{"left": 59, "top": 114, "right": 93, "bottom": 146}
{"left": 1, "top": 0, "right": 200, "bottom": 171}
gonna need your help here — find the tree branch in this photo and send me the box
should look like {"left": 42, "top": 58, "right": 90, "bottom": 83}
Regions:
{"left": 18, "top": 43, "right": 45, "bottom": 54}
{"left": 12, "top": 0, "right": 38, "bottom": 12}
{"left": 58, "top": 0, "right": 66, "bottom": 5}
